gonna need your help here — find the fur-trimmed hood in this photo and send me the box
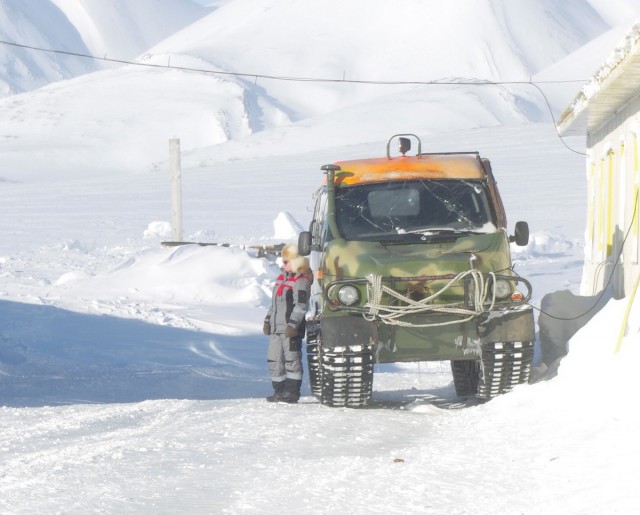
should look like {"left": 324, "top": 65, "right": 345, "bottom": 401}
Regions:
{"left": 281, "top": 243, "right": 299, "bottom": 263}
{"left": 290, "top": 256, "right": 310, "bottom": 274}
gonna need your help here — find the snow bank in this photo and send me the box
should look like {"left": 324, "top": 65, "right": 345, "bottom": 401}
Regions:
{"left": 273, "top": 211, "right": 303, "bottom": 240}
{"left": 59, "top": 244, "right": 277, "bottom": 307}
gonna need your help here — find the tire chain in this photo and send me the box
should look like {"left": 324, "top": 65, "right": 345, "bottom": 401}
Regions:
{"left": 477, "top": 341, "right": 534, "bottom": 399}
{"left": 307, "top": 332, "right": 374, "bottom": 407}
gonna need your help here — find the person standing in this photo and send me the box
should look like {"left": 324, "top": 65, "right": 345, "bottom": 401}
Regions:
{"left": 263, "top": 244, "right": 311, "bottom": 403}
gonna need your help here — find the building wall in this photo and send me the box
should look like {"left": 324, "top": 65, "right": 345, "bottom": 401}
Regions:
{"left": 583, "top": 92, "right": 640, "bottom": 298}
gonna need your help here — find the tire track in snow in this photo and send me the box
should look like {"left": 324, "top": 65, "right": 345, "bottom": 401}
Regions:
{"left": 0, "top": 401, "right": 191, "bottom": 504}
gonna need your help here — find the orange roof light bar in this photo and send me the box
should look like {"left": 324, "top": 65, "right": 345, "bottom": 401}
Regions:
{"left": 332, "top": 154, "right": 486, "bottom": 185}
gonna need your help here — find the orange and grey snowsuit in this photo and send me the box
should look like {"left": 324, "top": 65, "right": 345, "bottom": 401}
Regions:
{"left": 264, "top": 264, "right": 311, "bottom": 401}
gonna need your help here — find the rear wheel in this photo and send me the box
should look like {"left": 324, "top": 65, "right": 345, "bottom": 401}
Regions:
{"left": 450, "top": 360, "right": 481, "bottom": 397}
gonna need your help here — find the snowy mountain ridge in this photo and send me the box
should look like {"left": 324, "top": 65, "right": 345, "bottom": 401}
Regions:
{"left": 0, "top": 0, "right": 210, "bottom": 96}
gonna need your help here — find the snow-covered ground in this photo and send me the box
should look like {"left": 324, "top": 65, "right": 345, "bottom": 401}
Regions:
{"left": 1, "top": 1, "right": 640, "bottom": 513}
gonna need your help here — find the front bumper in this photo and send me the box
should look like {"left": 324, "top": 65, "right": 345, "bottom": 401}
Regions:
{"left": 319, "top": 273, "right": 535, "bottom": 362}
{"left": 320, "top": 305, "right": 535, "bottom": 362}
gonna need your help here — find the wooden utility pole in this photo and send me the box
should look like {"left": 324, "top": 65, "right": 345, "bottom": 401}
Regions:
{"left": 169, "top": 138, "right": 183, "bottom": 242}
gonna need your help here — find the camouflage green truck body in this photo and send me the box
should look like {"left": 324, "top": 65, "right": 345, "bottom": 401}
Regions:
{"left": 318, "top": 235, "right": 534, "bottom": 363}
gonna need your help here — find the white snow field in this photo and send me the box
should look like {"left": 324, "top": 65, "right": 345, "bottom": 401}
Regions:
{"left": 1, "top": 1, "right": 640, "bottom": 513}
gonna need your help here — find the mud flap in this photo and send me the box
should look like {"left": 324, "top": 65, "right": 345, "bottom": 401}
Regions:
{"left": 476, "top": 306, "right": 535, "bottom": 344}
{"left": 320, "top": 315, "right": 374, "bottom": 348}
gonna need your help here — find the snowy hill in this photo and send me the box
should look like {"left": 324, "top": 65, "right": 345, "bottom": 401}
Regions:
{"left": 148, "top": 0, "right": 613, "bottom": 119}
{"left": 0, "top": 0, "right": 209, "bottom": 97}
{"left": 0, "top": 0, "right": 94, "bottom": 96}
{"left": 1, "top": 1, "right": 640, "bottom": 513}
{"left": 50, "top": 0, "right": 211, "bottom": 61}
{"left": 0, "top": 0, "right": 632, "bottom": 174}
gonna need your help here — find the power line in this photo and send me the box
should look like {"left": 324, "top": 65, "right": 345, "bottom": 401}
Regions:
{"left": 0, "top": 37, "right": 588, "bottom": 155}
{"left": 528, "top": 81, "right": 586, "bottom": 156}
{"left": 527, "top": 189, "right": 639, "bottom": 321}
{"left": 0, "top": 38, "right": 587, "bottom": 86}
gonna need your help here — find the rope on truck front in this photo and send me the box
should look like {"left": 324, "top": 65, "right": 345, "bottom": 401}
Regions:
{"left": 363, "top": 269, "right": 496, "bottom": 328}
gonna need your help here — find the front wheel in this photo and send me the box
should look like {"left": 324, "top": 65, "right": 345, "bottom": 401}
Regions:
{"left": 477, "top": 341, "right": 534, "bottom": 399}
{"left": 306, "top": 339, "right": 322, "bottom": 397}
{"left": 315, "top": 338, "right": 374, "bottom": 408}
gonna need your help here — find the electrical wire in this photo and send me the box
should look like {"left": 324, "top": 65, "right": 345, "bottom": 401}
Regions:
{"left": 0, "top": 38, "right": 588, "bottom": 154}
{"left": 527, "top": 189, "right": 639, "bottom": 321}
{"left": 0, "top": 38, "right": 587, "bottom": 86}
{"left": 527, "top": 81, "right": 587, "bottom": 156}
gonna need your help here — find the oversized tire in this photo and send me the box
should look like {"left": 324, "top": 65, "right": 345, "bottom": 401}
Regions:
{"left": 477, "top": 341, "right": 534, "bottom": 399}
{"left": 450, "top": 359, "right": 481, "bottom": 397}
{"left": 317, "top": 339, "right": 374, "bottom": 408}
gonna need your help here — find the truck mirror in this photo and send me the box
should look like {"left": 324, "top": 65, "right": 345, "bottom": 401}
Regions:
{"left": 510, "top": 221, "right": 529, "bottom": 246}
{"left": 298, "top": 231, "right": 312, "bottom": 256}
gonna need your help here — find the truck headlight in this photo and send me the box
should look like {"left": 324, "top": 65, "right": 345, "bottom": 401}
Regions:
{"left": 492, "top": 278, "right": 512, "bottom": 299}
{"left": 337, "top": 284, "right": 360, "bottom": 306}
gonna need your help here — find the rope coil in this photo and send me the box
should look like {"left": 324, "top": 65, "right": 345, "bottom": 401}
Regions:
{"left": 363, "top": 270, "right": 496, "bottom": 328}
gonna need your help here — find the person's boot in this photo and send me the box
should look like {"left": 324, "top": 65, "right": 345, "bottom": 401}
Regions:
{"left": 280, "top": 378, "right": 302, "bottom": 404}
{"left": 266, "top": 381, "right": 285, "bottom": 402}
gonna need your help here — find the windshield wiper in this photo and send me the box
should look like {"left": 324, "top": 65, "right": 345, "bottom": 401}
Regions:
{"left": 397, "top": 227, "right": 479, "bottom": 236}
{"left": 378, "top": 231, "right": 457, "bottom": 246}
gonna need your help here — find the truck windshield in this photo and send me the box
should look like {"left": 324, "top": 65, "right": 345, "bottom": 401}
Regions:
{"left": 334, "top": 179, "right": 495, "bottom": 241}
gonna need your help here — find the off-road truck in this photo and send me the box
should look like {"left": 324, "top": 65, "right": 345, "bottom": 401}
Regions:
{"left": 298, "top": 134, "right": 535, "bottom": 407}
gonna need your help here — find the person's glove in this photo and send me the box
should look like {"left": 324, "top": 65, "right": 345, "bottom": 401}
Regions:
{"left": 263, "top": 321, "right": 271, "bottom": 335}
{"left": 285, "top": 325, "right": 298, "bottom": 338}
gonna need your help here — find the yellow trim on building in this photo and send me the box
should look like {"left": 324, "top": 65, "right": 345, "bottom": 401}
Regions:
{"left": 587, "top": 161, "right": 595, "bottom": 252}
{"left": 606, "top": 149, "right": 614, "bottom": 255}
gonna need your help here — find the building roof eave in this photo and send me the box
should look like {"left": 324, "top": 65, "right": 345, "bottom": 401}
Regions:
{"left": 557, "top": 20, "right": 640, "bottom": 137}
